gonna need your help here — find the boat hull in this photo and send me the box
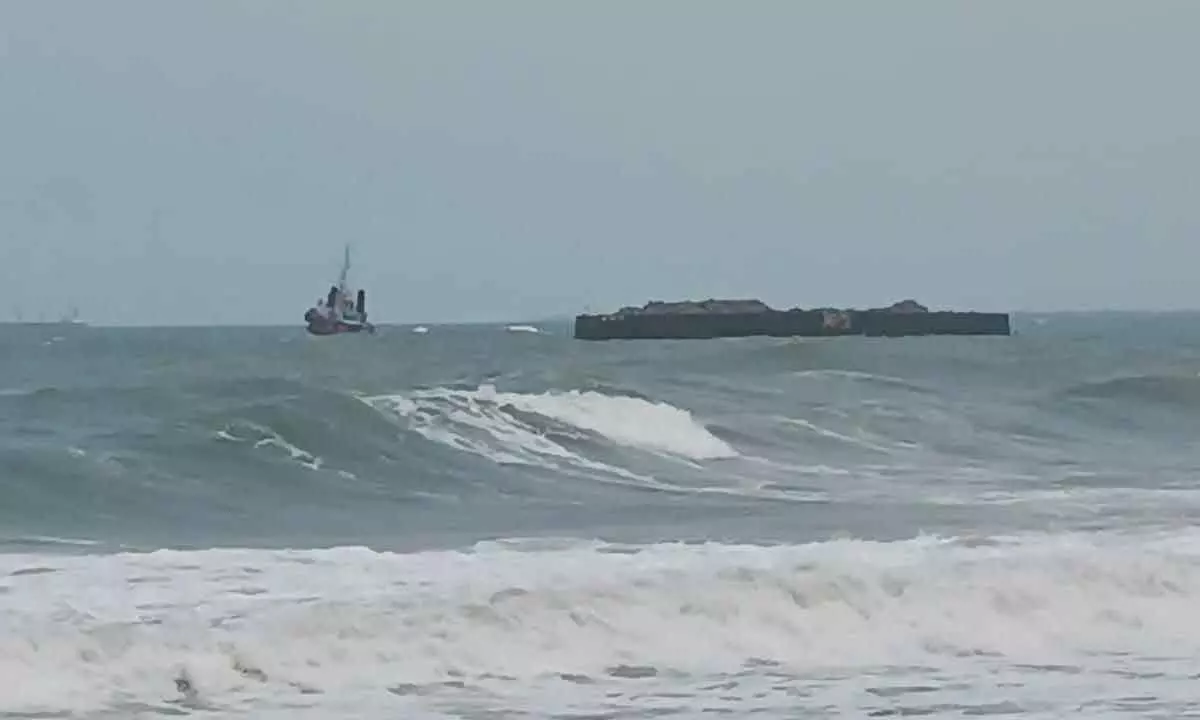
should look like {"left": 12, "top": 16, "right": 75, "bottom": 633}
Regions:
{"left": 304, "top": 310, "right": 375, "bottom": 336}
{"left": 305, "top": 322, "right": 374, "bottom": 336}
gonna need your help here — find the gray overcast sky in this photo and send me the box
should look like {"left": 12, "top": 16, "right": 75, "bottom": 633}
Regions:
{"left": 2, "top": 1, "right": 1197, "bottom": 325}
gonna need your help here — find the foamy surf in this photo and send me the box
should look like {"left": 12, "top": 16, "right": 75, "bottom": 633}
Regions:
{"left": 3, "top": 529, "right": 1200, "bottom": 717}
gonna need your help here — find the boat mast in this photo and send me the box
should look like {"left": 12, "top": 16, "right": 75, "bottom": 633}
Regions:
{"left": 337, "top": 244, "right": 350, "bottom": 295}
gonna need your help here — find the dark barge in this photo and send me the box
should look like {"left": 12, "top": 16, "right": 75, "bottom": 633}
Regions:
{"left": 573, "top": 299, "right": 1010, "bottom": 340}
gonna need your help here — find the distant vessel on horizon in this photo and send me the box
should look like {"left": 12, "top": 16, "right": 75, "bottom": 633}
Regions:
{"left": 303, "top": 244, "right": 375, "bottom": 336}
{"left": 2, "top": 304, "right": 88, "bottom": 328}
{"left": 60, "top": 305, "right": 86, "bottom": 327}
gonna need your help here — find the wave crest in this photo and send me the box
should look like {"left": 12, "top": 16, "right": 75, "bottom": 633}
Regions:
{"left": 365, "top": 384, "right": 738, "bottom": 467}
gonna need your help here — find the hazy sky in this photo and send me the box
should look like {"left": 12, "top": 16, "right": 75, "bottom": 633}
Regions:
{"left": 2, "top": 2, "right": 1198, "bottom": 325}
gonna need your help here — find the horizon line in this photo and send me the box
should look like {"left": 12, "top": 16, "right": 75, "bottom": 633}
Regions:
{"left": 12, "top": 307, "right": 1200, "bottom": 330}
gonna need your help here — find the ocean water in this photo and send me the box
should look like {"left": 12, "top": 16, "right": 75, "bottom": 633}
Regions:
{"left": 3, "top": 313, "right": 1200, "bottom": 719}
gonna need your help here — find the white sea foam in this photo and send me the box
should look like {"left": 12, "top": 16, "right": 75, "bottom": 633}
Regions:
{"left": 776, "top": 415, "right": 897, "bottom": 454}
{"left": 216, "top": 421, "right": 322, "bottom": 470}
{"left": 365, "top": 385, "right": 737, "bottom": 465}
{"left": 3, "top": 529, "right": 1200, "bottom": 717}
{"left": 479, "top": 385, "right": 736, "bottom": 460}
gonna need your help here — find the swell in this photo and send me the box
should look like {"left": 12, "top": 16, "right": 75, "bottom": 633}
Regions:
{"left": 1, "top": 343, "right": 1197, "bottom": 543}
{"left": 0, "top": 376, "right": 760, "bottom": 546}
{"left": 1058, "top": 372, "right": 1200, "bottom": 407}
{"left": 0, "top": 370, "right": 1186, "bottom": 486}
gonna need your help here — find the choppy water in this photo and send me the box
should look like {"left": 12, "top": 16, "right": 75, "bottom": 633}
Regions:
{"left": 3, "top": 313, "right": 1200, "bottom": 719}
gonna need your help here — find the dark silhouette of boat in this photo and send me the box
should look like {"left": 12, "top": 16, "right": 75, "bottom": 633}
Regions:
{"left": 303, "top": 245, "right": 375, "bottom": 336}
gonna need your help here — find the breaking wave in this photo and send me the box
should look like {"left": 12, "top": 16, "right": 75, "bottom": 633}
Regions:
{"left": 364, "top": 384, "right": 738, "bottom": 466}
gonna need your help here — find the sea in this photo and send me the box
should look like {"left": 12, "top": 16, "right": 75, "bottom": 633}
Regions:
{"left": 2, "top": 313, "right": 1200, "bottom": 719}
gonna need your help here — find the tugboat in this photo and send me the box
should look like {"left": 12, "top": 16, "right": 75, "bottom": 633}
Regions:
{"left": 303, "top": 245, "right": 376, "bottom": 335}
